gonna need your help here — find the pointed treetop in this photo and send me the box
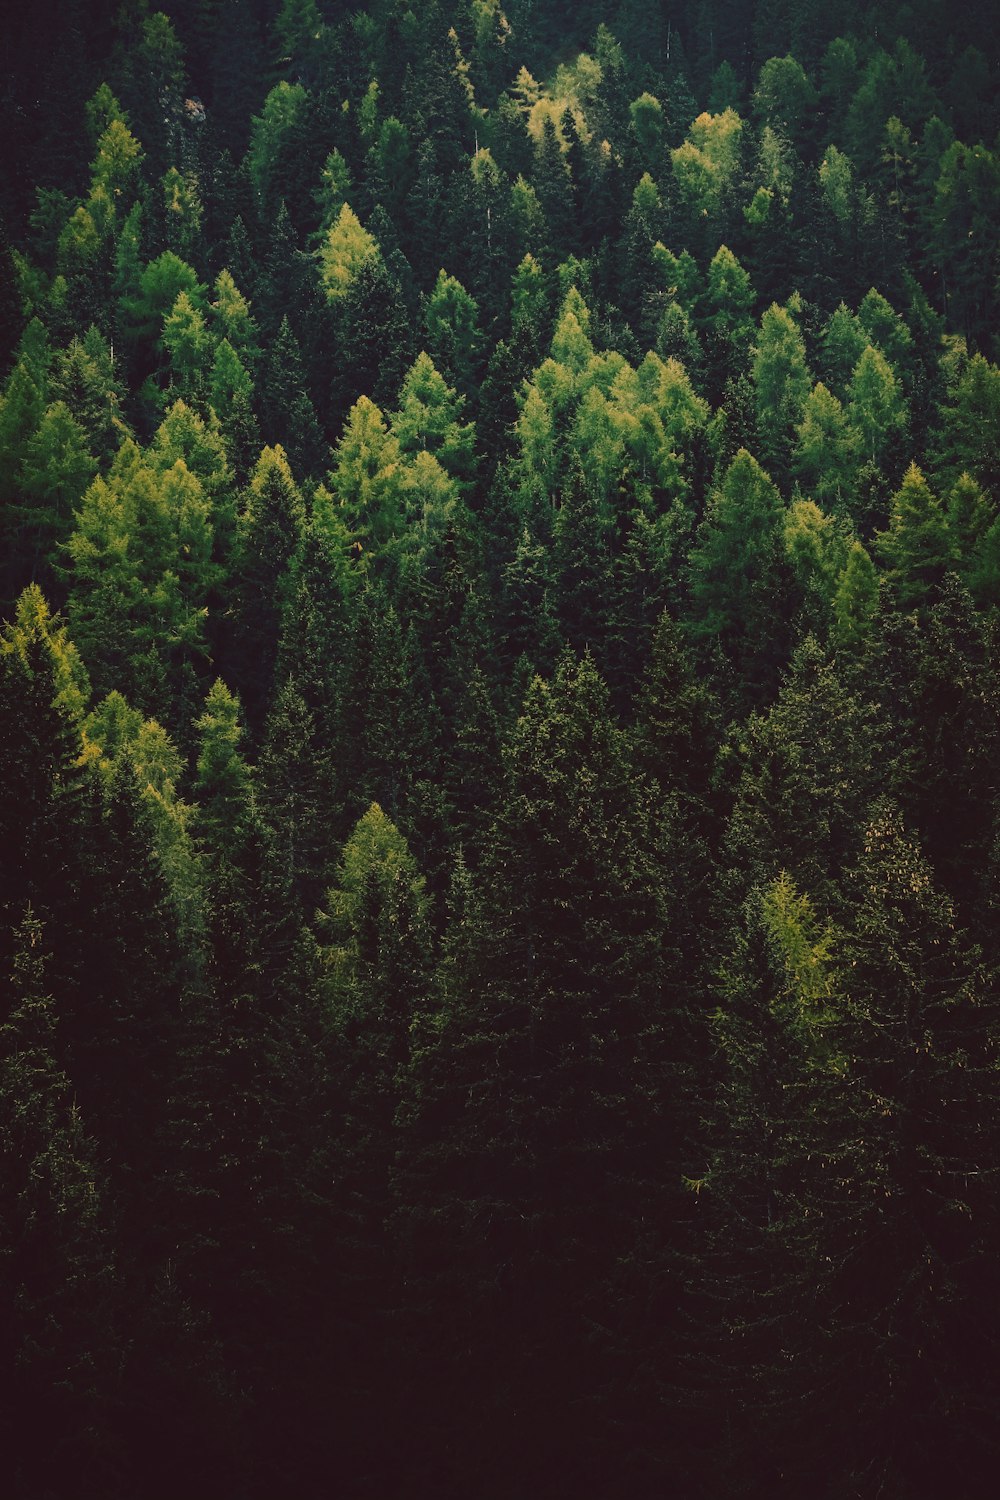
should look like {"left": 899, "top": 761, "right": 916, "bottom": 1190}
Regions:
{"left": 320, "top": 204, "right": 379, "bottom": 300}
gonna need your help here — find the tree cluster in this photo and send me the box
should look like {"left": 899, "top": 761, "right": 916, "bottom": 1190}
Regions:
{"left": 2, "top": 2, "right": 1000, "bottom": 1496}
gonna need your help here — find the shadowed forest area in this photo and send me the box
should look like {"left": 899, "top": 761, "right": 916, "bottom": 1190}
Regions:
{"left": 2, "top": 1, "right": 1000, "bottom": 1495}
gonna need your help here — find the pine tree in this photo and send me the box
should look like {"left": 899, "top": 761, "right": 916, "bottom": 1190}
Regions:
{"left": 162, "top": 289, "right": 211, "bottom": 400}
{"left": 0, "top": 586, "right": 90, "bottom": 974}
{"left": 722, "top": 635, "right": 879, "bottom": 918}
{"left": 692, "top": 873, "right": 846, "bottom": 1495}
{"left": 931, "top": 353, "right": 1000, "bottom": 496}
{"left": 827, "top": 805, "right": 1000, "bottom": 1495}
{"left": 902, "top": 577, "right": 1000, "bottom": 920}
{"left": 258, "top": 316, "right": 326, "bottom": 477}
{"left": 847, "top": 342, "right": 908, "bottom": 470}
{"left": 793, "top": 380, "right": 859, "bottom": 509}
{"left": 48, "top": 327, "right": 129, "bottom": 461}
{"left": 552, "top": 456, "right": 613, "bottom": 658}
{"left": 390, "top": 351, "right": 476, "bottom": 490}
{"left": 15, "top": 401, "right": 97, "bottom": 590}
{"left": 0, "top": 910, "right": 120, "bottom": 1499}
{"left": 328, "top": 394, "right": 405, "bottom": 552}
{"left": 319, "top": 201, "right": 378, "bottom": 300}
{"left": 687, "top": 448, "right": 792, "bottom": 707}
{"left": 229, "top": 445, "right": 306, "bottom": 729}
{"left": 422, "top": 268, "right": 482, "bottom": 398}
{"left": 831, "top": 539, "right": 880, "bottom": 650}
{"left": 396, "top": 651, "right": 680, "bottom": 1494}
{"left": 946, "top": 471, "right": 994, "bottom": 578}
{"left": 752, "top": 300, "right": 811, "bottom": 477}
{"left": 336, "top": 252, "right": 412, "bottom": 410}
{"left": 192, "top": 677, "right": 259, "bottom": 992}
{"left": 820, "top": 300, "right": 869, "bottom": 399}
{"left": 876, "top": 460, "right": 953, "bottom": 610}
{"left": 120, "top": 251, "right": 206, "bottom": 354}
{"left": 255, "top": 676, "right": 333, "bottom": 957}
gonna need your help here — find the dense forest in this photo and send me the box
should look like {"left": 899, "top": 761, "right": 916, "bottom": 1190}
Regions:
{"left": 2, "top": 0, "right": 1000, "bottom": 1494}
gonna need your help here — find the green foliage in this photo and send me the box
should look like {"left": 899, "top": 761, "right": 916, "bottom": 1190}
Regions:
{"left": 84, "top": 83, "right": 126, "bottom": 146}
{"left": 17, "top": 400, "right": 98, "bottom": 576}
{"left": 314, "top": 148, "right": 353, "bottom": 236}
{"left": 319, "top": 204, "right": 379, "bottom": 300}
{"left": 4, "top": 10, "right": 1000, "bottom": 1494}
{"left": 671, "top": 108, "right": 743, "bottom": 215}
{"left": 753, "top": 55, "right": 817, "bottom": 136}
{"left": 0, "top": 587, "right": 92, "bottom": 994}
{"left": 857, "top": 288, "right": 914, "bottom": 376}
{"left": 723, "top": 634, "right": 877, "bottom": 910}
{"left": 248, "top": 81, "right": 308, "bottom": 207}
{"left": 390, "top": 353, "right": 476, "bottom": 488}
{"left": 209, "top": 269, "right": 259, "bottom": 366}
{"left": 831, "top": 540, "right": 879, "bottom": 648}
{"left": 231, "top": 444, "right": 305, "bottom": 723}
{"left": 329, "top": 395, "right": 404, "bottom": 551}
{"left": 273, "top": 0, "right": 322, "bottom": 67}
{"left": 752, "top": 301, "right": 811, "bottom": 474}
{"left": 90, "top": 117, "right": 145, "bottom": 203}
{"left": 161, "top": 165, "right": 202, "bottom": 259}
{"left": 932, "top": 353, "right": 1000, "bottom": 494}
{"left": 704, "top": 243, "right": 755, "bottom": 335}
{"left": 793, "top": 382, "right": 859, "bottom": 507}
{"left": 783, "top": 496, "right": 849, "bottom": 625}
{"left": 846, "top": 342, "right": 907, "bottom": 466}
{"left": 820, "top": 302, "right": 869, "bottom": 399}
{"left": 688, "top": 448, "right": 790, "bottom": 699}
{"left": 48, "top": 327, "right": 129, "bottom": 460}
{"left": 162, "top": 290, "right": 211, "bottom": 392}
{"left": 629, "top": 91, "right": 663, "bottom": 166}
{"left": 423, "top": 269, "right": 482, "bottom": 393}
{"left": 121, "top": 251, "right": 206, "bottom": 349}
{"left": 876, "top": 461, "right": 953, "bottom": 608}
{"left": 819, "top": 144, "right": 855, "bottom": 223}
{"left": 927, "top": 140, "right": 1000, "bottom": 344}
{"left": 65, "top": 440, "right": 217, "bottom": 726}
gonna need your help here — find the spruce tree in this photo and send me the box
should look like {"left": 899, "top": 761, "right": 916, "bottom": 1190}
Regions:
{"left": 229, "top": 444, "right": 306, "bottom": 729}
{"left": 687, "top": 448, "right": 792, "bottom": 707}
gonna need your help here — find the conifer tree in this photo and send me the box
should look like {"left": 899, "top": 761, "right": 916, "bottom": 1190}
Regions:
{"left": 687, "top": 448, "right": 791, "bottom": 705}
{"left": 819, "top": 301, "right": 868, "bottom": 398}
{"left": 946, "top": 471, "right": 994, "bottom": 577}
{"left": 258, "top": 316, "right": 326, "bottom": 477}
{"left": 319, "top": 202, "right": 379, "bottom": 300}
{"left": 0, "top": 586, "right": 90, "bottom": 976}
{"left": 192, "top": 677, "right": 259, "bottom": 989}
{"left": 931, "top": 353, "right": 1000, "bottom": 495}
{"left": 846, "top": 342, "right": 908, "bottom": 469}
{"left": 752, "top": 300, "right": 811, "bottom": 477}
{"left": 722, "top": 635, "right": 879, "bottom": 917}
{"left": 396, "top": 651, "right": 679, "bottom": 1493}
{"left": 0, "top": 911, "right": 120, "bottom": 1500}
{"left": 831, "top": 538, "right": 880, "bottom": 649}
{"left": 390, "top": 351, "right": 476, "bottom": 489}
{"left": 793, "top": 380, "right": 859, "bottom": 508}
{"left": 828, "top": 805, "right": 1000, "bottom": 1495}
{"left": 48, "top": 327, "right": 129, "bottom": 461}
{"left": 876, "top": 460, "right": 953, "bottom": 609}
{"left": 329, "top": 394, "right": 405, "bottom": 551}
{"left": 15, "top": 401, "right": 97, "bottom": 589}
{"left": 255, "top": 677, "right": 334, "bottom": 954}
{"left": 336, "top": 253, "right": 413, "bottom": 410}
{"left": 551, "top": 455, "right": 613, "bottom": 658}
{"left": 423, "top": 268, "right": 482, "bottom": 398}
{"left": 230, "top": 445, "right": 306, "bottom": 729}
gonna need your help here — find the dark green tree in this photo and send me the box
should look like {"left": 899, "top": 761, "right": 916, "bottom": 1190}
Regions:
{"left": 687, "top": 448, "right": 792, "bottom": 707}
